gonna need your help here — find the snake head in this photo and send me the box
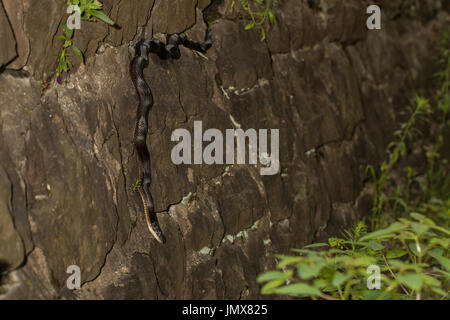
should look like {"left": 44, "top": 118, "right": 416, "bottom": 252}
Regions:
{"left": 150, "top": 221, "right": 166, "bottom": 244}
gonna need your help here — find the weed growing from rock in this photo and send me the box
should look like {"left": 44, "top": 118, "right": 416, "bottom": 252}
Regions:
{"left": 54, "top": 0, "right": 115, "bottom": 84}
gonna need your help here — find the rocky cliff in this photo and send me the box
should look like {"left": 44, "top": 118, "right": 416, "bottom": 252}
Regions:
{"left": 0, "top": 0, "right": 449, "bottom": 299}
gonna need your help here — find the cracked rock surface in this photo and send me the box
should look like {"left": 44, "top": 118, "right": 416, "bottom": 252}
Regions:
{"left": 0, "top": 0, "right": 449, "bottom": 299}
{"left": 0, "top": 0, "right": 16, "bottom": 67}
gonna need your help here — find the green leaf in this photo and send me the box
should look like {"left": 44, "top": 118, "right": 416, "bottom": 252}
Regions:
{"left": 79, "top": 0, "right": 88, "bottom": 12}
{"left": 58, "top": 59, "right": 68, "bottom": 73}
{"left": 303, "top": 243, "right": 329, "bottom": 248}
{"left": 428, "top": 248, "right": 444, "bottom": 257}
{"left": 88, "top": 9, "right": 114, "bottom": 25}
{"left": 290, "top": 248, "right": 315, "bottom": 254}
{"left": 421, "top": 274, "right": 440, "bottom": 287}
{"left": 72, "top": 45, "right": 84, "bottom": 63}
{"left": 57, "top": 62, "right": 63, "bottom": 75}
{"left": 365, "top": 165, "right": 377, "bottom": 182}
{"left": 244, "top": 21, "right": 255, "bottom": 30}
{"left": 411, "top": 222, "right": 430, "bottom": 236}
{"left": 392, "top": 197, "right": 408, "bottom": 211}
{"left": 268, "top": 10, "right": 277, "bottom": 24}
{"left": 313, "top": 278, "right": 327, "bottom": 289}
{"left": 88, "top": 0, "right": 102, "bottom": 10}
{"left": 362, "top": 290, "right": 390, "bottom": 300}
{"left": 429, "top": 252, "right": 450, "bottom": 272}
{"left": 257, "top": 271, "right": 290, "bottom": 283}
{"left": 410, "top": 212, "right": 426, "bottom": 221}
{"left": 360, "top": 222, "right": 406, "bottom": 241}
{"left": 274, "top": 283, "right": 322, "bottom": 297}
{"left": 260, "top": 28, "right": 266, "bottom": 41}
{"left": 397, "top": 274, "right": 423, "bottom": 291}
{"left": 408, "top": 242, "right": 426, "bottom": 257}
{"left": 261, "top": 279, "right": 285, "bottom": 294}
{"left": 332, "top": 272, "right": 351, "bottom": 287}
{"left": 430, "top": 286, "right": 447, "bottom": 297}
{"left": 368, "top": 240, "right": 385, "bottom": 251}
{"left": 193, "top": 50, "right": 208, "bottom": 60}
{"left": 276, "top": 256, "right": 302, "bottom": 268}
{"left": 328, "top": 237, "right": 345, "bottom": 247}
{"left": 63, "top": 24, "right": 74, "bottom": 39}
{"left": 386, "top": 249, "right": 407, "bottom": 259}
{"left": 297, "top": 262, "right": 325, "bottom": 280}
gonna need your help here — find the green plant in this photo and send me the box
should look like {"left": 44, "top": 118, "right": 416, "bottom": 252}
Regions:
{"left": 56, "top": 24, "right": 83, "bottom": 79}
{"left": 224, "top": 0, "right": 278, "bottom": 41}
{"left": 258, "top": 30, "right": 450, "bottom": 300}
{"left": 67, "top": 0, "right": 115, "bottom": 25}
{"left": 363, "top": 31, "right": 450, "bottom": 229}
{"left": 258, "top": 214, "right": 449, "bottom": 300}
{"left": 366, "top": 96, "right": 432, "bottom": 229}
{"left": 55, "top": 0, "right": 115, "bottom": 82}
{"left": 130, "top": 178, "right": 142, "bottom": 194}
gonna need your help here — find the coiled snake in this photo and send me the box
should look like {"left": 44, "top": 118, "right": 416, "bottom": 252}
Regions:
{"left": 130, "top": 24, "right": 212, "bottom": 243}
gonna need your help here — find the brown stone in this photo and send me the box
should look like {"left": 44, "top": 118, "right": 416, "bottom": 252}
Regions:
{"left": 0, "top": 0, "right": 16, "bottom": 67}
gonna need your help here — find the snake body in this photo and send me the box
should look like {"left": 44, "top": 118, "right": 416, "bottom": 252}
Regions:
{"left": 130, "top": 25, "right": 212, "bottom": 243}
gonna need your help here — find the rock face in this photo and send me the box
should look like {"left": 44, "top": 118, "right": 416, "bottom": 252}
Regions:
{"left": 0, "top": 0, "right": 16, "bottom": 67}
{"left": 0, "top": 0, "right": 449, "bottom": 299}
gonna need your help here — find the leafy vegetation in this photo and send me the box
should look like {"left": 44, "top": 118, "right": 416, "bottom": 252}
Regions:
{"left": 54, "top": 0, "right": 115, "bottom": 83}
{"left": 258, "top": 31, "right": 450, "bottom": 300}
{"left": 365, "top": 96, "right": 433, "bottom": 230}
{"left": 223, "top": 0, "right": 278, "bottom": 41}
{"left": 258, "top": 214, "right": 449, "bottom": 300}
{"left": 130, "top": 178, "right": 142, "bottom": 194}
{"left": 56, "top": 24, "right": 83, "bottom": 81}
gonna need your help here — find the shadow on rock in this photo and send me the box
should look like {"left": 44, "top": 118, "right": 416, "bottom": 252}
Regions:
{"left": 0, "top": 260, "right": 10, "bottom": 295}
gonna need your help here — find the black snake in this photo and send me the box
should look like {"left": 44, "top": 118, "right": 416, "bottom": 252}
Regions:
{"left": 130, "top": 24, "right": 212, "bottom": 243}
